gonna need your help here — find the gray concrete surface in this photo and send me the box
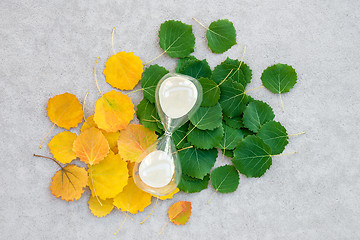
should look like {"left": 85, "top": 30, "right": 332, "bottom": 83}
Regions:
{"left": 1, "top": 0, "right": 359, "bottom": 239}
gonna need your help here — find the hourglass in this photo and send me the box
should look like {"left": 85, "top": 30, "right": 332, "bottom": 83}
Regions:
{"left": 133, "top": 73, "right": 202, "bottom": 196}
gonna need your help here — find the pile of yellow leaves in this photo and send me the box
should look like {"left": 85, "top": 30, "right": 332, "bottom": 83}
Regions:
{"left": 36, "top": 51, "right": 179, "bottom": 219}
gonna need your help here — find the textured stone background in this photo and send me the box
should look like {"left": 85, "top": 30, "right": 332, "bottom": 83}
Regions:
{"left": 1, "top": 0, "right": 359, "bottom": 239}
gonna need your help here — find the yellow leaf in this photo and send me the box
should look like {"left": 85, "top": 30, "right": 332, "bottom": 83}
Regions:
{"left": 94, "top": 90, "right": 135, "bottom": 132}
{"left": 127, "top": 161, "right": 135, "bottom": 177}
{"left": 117, "top": 124, "right": 157, "bottom": 162}
{"left": 103, "top": 51, "right": 143, "bottom": 90}
{"left": 72, "top": 127, "right": 109, "bottom": 165}
{"left": 88, "top": 151, "right": 129, "bottom": 199}
{"left": 50, "top": 164, "right": 88, "bottom": 201}
{"left": 113, "top": 178, "right": 152, "bottom": 214}
{"left": 81, "top": 115, "right": 120, "bottom": 153}
{"left": 80, "top": 115, "right": 97, "bottom": 132}
{"left": 152, "top": 188, "right": 179, "bottom": 200}
{"left": 47, "top": 93, "right": 84, "bottom": 129}
{"left": 88, "top": 196, "right": 114, "bottom": 217}
{"left": 48, "top": 131, "right": 77, "bottom": 164}
{"left": 103, "top": 131, "right": 120, "bottom": 154}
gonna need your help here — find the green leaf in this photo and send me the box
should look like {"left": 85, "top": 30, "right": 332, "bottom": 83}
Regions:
{"left": 140, "top": 65, "right": 169, "bottom": 103}
{"left": 206, "top": 19, "right": 237, "bottom": 54}
{"left": 240, "top": 63, "right": 253, "bottom": 85}
{"left": 189, "top": 103, "right": 222, "bottom": 130}
{"left": 175, "top": 56, "right": 197, "bottom": 72}
{"left": 261, "top": 63, "right": 297, "bottom": 93}
{"left": 243, "top": 100, "right": 275, "bottom": 133}
{"left": 232, "top": 135, "right": 272, "bottom": 178}
{"left": 257, "top": 120, "right": 288, "bottom": 155}
{"left": 187, "top": 123, "right": 224, "bottom": 150}
{"left": 247, "top": 95, "right": 255, "bottom": 103}
{"left": 178, "top": 144, "right": 217, "bottom": 179}
{"left": 212, "top": 58, "right": 249, "bottom": 87}
{"left": 223, "top": 115, "right": 244, "bottom": 129}
{"left": 158, "top": 20, "right": 195, "bottom": 58}
{"left": 173, "top": 123, "right": 189, "bottom": 149}
{"left": 223, "top": 149, "right": 234, "bottom": 158}
{"left": 178, "top": 174, "right": 209, "bottom": 193}
{"left": 199, "top": 77, "right": 220, "bottom": 107}
{"left": 216, "top": 123, "right": 244, "bottom": 150}
{"left": 136, "top": 98, "right": 163, "bottom": 134}
{"left": 210, "top": 165, "right": 239, "bottom": 193}
{"left": 177, "top": 59, "right": 212, "bottom": 79}
{"left": 219, "top": 81, "right": 248, "bottom": 117}
{"left": 241, "top": 128, "right": 255, "bottom": 137}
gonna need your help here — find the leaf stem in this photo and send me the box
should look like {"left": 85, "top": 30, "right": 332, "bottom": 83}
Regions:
{"left": 236, "top": 45, "right": 247, "bottom": 71}
{"left": 176, "top": 124, "right": 196, "bottom": 147}
{"left": 82, "top": 92, "right": 89, "bottom": 122}
{"left": 33, "top": 154, "right": 63, "bottom": 169}
{"left": 271, "top": 151, "right": 298, "bottom": 157}
{"left": 125, "top": 88, "right": 144, "bottom": 95}
{"left": 94, "top": 57, "right": 103, "bottom": 96}
{"left": 39, "top": 123, "right": 56, "bottom": 149}
{"left": 140, "top": 197, "right": 158, "bottom": 224}
{"left": 279, "top": 92, "right": 285, "bottom": 112}
{"left": 144, "top": 51, "right": 166, "bottom": 65}
{"left": 114, "top": 213, "right": 127, "bottom": 235}
{"left": 288, "top": 131, "right": 306, "bottom": 137}
{"left": 192, "top": 17, "right": 209, "bottom": 30}
{"left": 124, "top": 211, "right": 134, "bottom": 221}
{"left": 111, "top": 27, "right": 116, "bottom": 55}
{"left": 174, "top": 145, "right": 193, "bottom": 154}
{"left": 207, "top": 190, "right": 218, "bottom": 205}
{"left": 217, "top": 69, "right": 234, "bottom": 87}
{"left": 159, "top": 220, "right": 171, "bottom": 235}
{"left": 244, "top": 86, "right": 265, "bottom": 94}
{"left": 89, "top": 167, "right": 103, "bottom": 207}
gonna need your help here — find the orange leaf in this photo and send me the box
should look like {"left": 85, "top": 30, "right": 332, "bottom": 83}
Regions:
{"left": 80, "top": 115, "right": 97, "bottom": 132}
{"left": 168, "top": 201, "right": 192, "bottom": 225}
{"left": 103, "top": 52, "right": 143, "bottom": 90}
{"left": 103, "top": 131, "right": 120, "bottom": 154}
{"left": 94, "top": 90, "right": 135, "bottom": 132}
{"left": 50, "top": 164, "right": 88, "bottom": 201}
{"left": 113, "top": 178, "right": 152, "bottom": 214}
{"left": 81, "top": 115, "right": 120, "bottom": 153}
{"left": 88, "top": 151, "right": 129, "bottom": 199}
{"left": 48, "top": 131, "right": 77, "bottom": 164}
{"left": 47, "top": 93, "right": 84, "bottom": 129}
{"left": 88, "top": 196, "right": 114, "bottom": 217}
{"left": 72, "top": 127, "right": 109, "bottom": 165}
{"left": 117, "top": 124, "right": 158, "bottom": 162}
{"left": 127, "top": 161, "right": 135, "bottom": 177}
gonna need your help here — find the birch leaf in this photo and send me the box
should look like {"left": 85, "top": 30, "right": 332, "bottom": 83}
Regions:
{"left": 103, "top": 51, "right": 143, "bottom": 90}
{"left": 206, "top": 19, "right": 237, "bottom": 54}
{"left": 159, "top": 20, "right": 195, "bottom": 58}
{"left": 210, "top": 165, "right": 239, "bottom": 193}
{"left": 48, "top": 131, "right": 77, "bottom": 164}
{"left": 243, "top": 100, "right": 275, "bottom": 133}
{"left": 47, "top": 93, "right": 84, "bottom": 129}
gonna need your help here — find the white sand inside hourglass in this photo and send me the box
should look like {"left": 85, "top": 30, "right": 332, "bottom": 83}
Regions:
{"left": 139, "top": 150, "right": 175, "bottom": 188}
{"left": 159, "top": 76, "right": 198, "bottom": 119}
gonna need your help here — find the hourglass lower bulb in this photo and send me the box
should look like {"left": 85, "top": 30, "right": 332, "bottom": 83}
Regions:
{"left": 133, "top": 73, "right": 202, "bottom": 196}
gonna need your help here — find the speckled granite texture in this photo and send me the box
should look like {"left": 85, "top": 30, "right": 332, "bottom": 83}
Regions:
{"left": 1, "top": 0, "right": 359, "bottom": 239}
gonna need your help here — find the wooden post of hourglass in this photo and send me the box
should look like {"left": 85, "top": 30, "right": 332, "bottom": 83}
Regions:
{"left": 133, "top": 73, "right": 202, "bottom": 196}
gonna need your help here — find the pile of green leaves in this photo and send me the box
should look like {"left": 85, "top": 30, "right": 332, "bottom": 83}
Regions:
{"left": 137, "top": 19, "right": 298, "bottom": 194}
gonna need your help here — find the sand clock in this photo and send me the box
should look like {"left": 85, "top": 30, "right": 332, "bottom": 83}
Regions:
{"left": 133, "top": 73, "right": 202, "bottom": 196}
